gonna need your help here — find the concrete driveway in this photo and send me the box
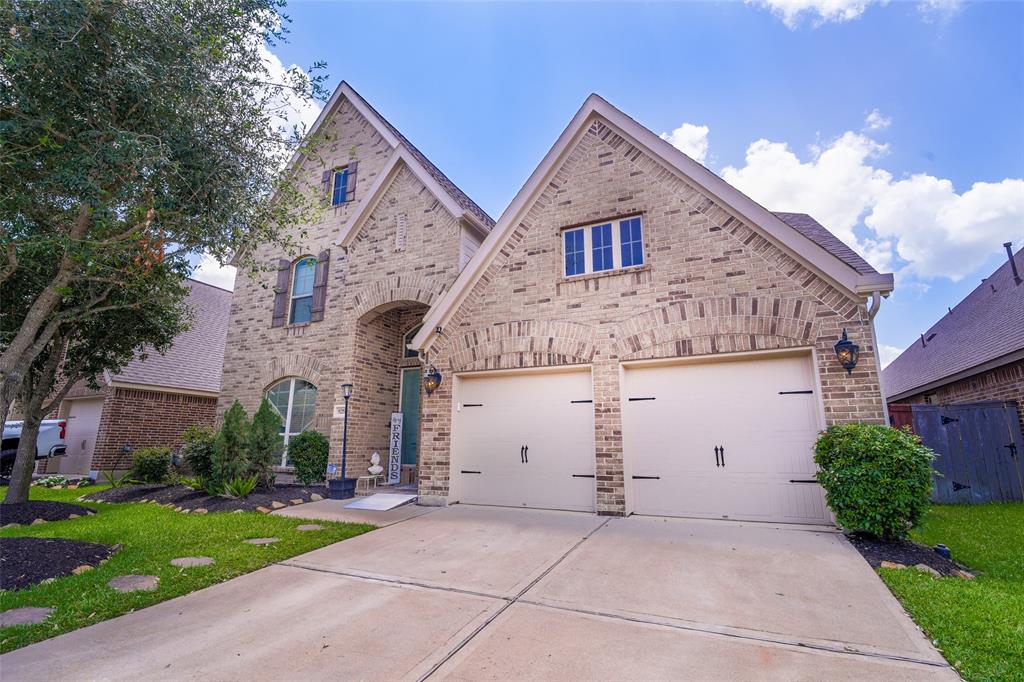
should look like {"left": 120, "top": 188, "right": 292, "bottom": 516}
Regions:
{"left": 1, "top": 505, "right": 956, "bottom": 681}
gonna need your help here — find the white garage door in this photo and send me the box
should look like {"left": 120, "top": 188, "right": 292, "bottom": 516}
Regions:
{"left": 623, "top": 353, "right": 829, "bottom": 524}
{"left": 60, "top": 397, "right": 104, "bottom": 475}
{"left": 452, "top": 368, "right": 595, "bottom": 512}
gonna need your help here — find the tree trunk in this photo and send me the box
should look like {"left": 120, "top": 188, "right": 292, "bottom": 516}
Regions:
{"left": 4, "top": 409, "right": 43, "bottom": 504}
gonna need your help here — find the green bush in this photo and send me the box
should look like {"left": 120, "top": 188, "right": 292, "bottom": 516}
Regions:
{"left": 131, "top": 447, "right": 172, "bottom": 483}
{"left": 180, "top": 425, "right": 216, "bottom": 479}
{"left": 288, "top": 430, "right": 329, "bottom": 486}
{"left": 814, "top": 423, "right": 935, "bottom": 540}
{"left": 213, "top": 401, "right": 249, "bottom": 488}
{"left": 247, "top": 399, "right": 282, "bottom": 489}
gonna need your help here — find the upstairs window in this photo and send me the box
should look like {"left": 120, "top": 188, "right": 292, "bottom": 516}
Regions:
{"left": 562, "top": 215, "right": 645, "bottom": 277}
{"left": 331, "top": 167, "right": 350, "bottom": 206}
{"left": 289, "top": 257, "right": 316, "bottom": 324}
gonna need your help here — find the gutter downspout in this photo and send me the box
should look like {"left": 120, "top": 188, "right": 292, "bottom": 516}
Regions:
{"left": 865, "top": 291, "right": 889, "bottom": 425}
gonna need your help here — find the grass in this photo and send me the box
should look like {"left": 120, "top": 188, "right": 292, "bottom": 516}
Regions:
{"left": 0, "top": 484, "right": 374, "bottom": 653}
{"left": 878, "top": 503, "right": 1024, "bottom": 682}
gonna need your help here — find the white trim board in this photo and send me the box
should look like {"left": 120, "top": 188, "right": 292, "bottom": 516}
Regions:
{"left": 412, "top": 93, "right": 894, "bottom": 354}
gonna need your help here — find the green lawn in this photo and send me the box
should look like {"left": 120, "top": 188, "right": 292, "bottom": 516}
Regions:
{"left": 0, "top": 485, "right": 373, "bottom": 653}
{"left": 879, "top": 503, "right": 1024, "bottom": 682}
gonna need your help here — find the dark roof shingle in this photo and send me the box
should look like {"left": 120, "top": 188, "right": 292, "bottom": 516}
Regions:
{"left": 112, "top": 279, "right": 232, "bottom": 394}
{"left": 882, "top": 247, "right": 1024, "bottom": 399}
{"left": 773, "top": 212, "right": 878, "bottom": 276}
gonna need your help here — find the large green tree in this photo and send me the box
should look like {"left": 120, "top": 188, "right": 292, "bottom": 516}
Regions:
{"left": 0, "top": 0, "right": 329, "bottom": 424}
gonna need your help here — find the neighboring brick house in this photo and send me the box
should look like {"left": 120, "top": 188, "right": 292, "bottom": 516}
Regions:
{"left": 218, "top": 82, "right": 493, "bottom": 476}
{"left": 884, "top": 244, "right": 1024, "bottom": 434}
{"left": 409, "top": 94, "right": 894, "bottom": 522}
{"left": 42, "top": 279, "right": 231, "bottom": 475}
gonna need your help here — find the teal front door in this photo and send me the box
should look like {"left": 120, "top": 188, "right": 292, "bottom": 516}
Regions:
{"left": 400, "top": 368, "right": 420, "bottom": 465}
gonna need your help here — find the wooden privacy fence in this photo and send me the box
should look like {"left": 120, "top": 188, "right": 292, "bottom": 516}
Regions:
{"left": 889, "top": 401, "right": 1024, "bottom": 504}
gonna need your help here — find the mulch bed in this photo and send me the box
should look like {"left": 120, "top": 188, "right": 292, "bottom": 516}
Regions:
{"left": 83, "top": 483, "right": 329, "bottom": 513}
{"left": 846, "top": 532, "right": 966, "bottom": 577}
{"left": 0, "top": 500, "right": 95, "bottom": 527}
{"left": 0, "top": 537, "right": 116, "bottom": 590}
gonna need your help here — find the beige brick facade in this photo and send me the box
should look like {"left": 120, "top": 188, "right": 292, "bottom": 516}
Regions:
{"left": 218, "top": 94, "right": 476, "bottom": 475}
{"left": 417, "top": 119, "right": 887, "bottom": 514}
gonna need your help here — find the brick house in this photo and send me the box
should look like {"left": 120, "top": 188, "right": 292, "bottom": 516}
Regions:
{"left": 42, "top": 279, "right": 231, "bottom": 475}
{"left": 221, "top": 85, "right": 894, "bottom": 523}
{"left": 884, "top": 244, "right": 1023, "bottom": 433}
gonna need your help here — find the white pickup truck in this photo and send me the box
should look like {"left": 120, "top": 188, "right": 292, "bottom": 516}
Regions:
{"left": 1, "top": 419, "right": 67, "bottom": 478}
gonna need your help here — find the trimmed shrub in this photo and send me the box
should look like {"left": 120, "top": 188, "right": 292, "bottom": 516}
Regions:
{"left": 213, "top": 401, "right": 249, "bottom": 489}
{"left": 180, "top": 425, "right": 216, "bottom": 480}
{"left": 289, "top": 430, "right": 329, "bottom": 486}
{"left": 814, "top": 423, "right": 935, "bottom": 540}
{"left": 131, "top": 447, "right": 172, "bottom": 483}
{"left": 248, "top": 399, "right": 282, "bottom": 489}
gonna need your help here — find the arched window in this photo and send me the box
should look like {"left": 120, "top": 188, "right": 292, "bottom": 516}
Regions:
{"left": 289, "top": 257, "right": 317, "bottom": 324}
{"left": 403, "top": 324, "right": 423, "bottom": 358}
{"left": 266, "top": 378, "right": 317, "bottom": 466}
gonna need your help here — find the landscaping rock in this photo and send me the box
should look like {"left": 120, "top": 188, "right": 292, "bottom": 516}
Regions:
{"left": 193, "top": 508, "right": 208, "bottom": 515}
{"left": 880, "top": 561, "right": 906, "bottom": 569}
{"left": 31, "top": 518, "right": 47, "bottom": 526}
{"left": 0, "top": 607, "right": 52, "bottom": 627}
{"left": 170, "top": 556, "right": 215, "bottom": 568}
{"left": 310, "top": 493, "right": 323, "bottom": 501}
{"left": 243, "top": 537, "right": 279, "bottom": 545}
{"left": 914, "top": 563, "right": 941, "bottom": 577}
{"left": 289, "top": 498, "right": 304, "bottom": 505}
{"left": 256, "top": 506, "right": 271, "bottom": 514}
{"left": 2, "top": 523, "right": 18, "bottom": 529}
{"left": 954, "top": 569, "right": 976, "bottom": 580}
{"left": 107, "top": 575, "right": 159, "bottom": 593}
{"left": 270, "top": 501, "right": 286, "bottom": 509}
{"left": 296, "top": 524, "right": 323, "bottom": 531}
{"left": 68, "top": 514, "right": 81, "bottom": 519}
{"left": 71, "top": 565, "right": 94, "bottom": 575}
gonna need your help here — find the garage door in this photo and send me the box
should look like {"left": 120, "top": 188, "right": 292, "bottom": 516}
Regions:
{"left": 623, "top": 353, "right": 829, "bottom": 524}
{"left": 452, "top": 368, "right": 595, "bottom": 512}
{"left": 60, "top": 397, "right": 104, "bottom": 475}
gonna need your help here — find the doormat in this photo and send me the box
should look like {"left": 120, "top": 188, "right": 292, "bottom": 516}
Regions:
{"left": 344, "top": 493, "right": 417, "bottom": 511}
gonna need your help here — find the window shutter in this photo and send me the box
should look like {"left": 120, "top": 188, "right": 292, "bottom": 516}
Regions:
{"left": 271, "top": 258, "right": 291, "bottom": 328}
{"left": 345, "top": 161, "right": 358, "bottom": 203}
{"left": 310, "top": 249, "right": 330, "bottom": 322}
{"left": 320, "top": 170, "right": 331, "bottom": 201}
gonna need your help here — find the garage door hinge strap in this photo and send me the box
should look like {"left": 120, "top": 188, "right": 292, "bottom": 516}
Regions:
{"left": 570, "top": 399, "right": 593, "bottom": 404}
{"left": 628, "top": 397, "right": 656, "bottom": 401}
{"left": 461, "top": 470, "right": 482, "bottom": 474}
{"left": 632, "top": 475, "right": 660, "bottom": 480}
{"left": 572, "top": 474, "right": 595, "bottom": 478}
{"left": 778, "top": 390, "right": 813, "bottom": 395}
{"left": 789, "top": 479, "right": 818, "bottom": 483}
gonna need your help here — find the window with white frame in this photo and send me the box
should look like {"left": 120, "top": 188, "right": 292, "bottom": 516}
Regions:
{"left": 562, "top": 215, "right": 645, "bottom": 277}
{"left": 289, "top": 257, "right": 316, "bottom": 324}
{"left": 266, "top": 378, "right": 318, "bottom": 466}
{"left": 331, "top": 167, "right": 350, "bottom": 206}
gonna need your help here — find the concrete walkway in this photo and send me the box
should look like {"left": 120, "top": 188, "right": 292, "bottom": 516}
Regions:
{"left": 0, "top": 506, "right": 957, "bottom": 681}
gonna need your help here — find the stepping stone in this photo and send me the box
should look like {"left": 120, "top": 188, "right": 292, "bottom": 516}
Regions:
{"left": 107, "top": 575, "right": 159, "bottom": 593}
{"left": 289, "top": 498, "right": 304, "bottom": 505}
{"left": 0, "top": 607, "right": 52, "bottom": 626}
{"left": 270, "top": 501, "right": 286, "bottom": 509}
{"left": 310, "top": 493, "right": 323, "bottom": 501}
{"left": 296, "top": 524, "right": 323, "bottom": 531}
{"left": 243, "top": 537, "right": 279, "bottom": 545}
{"left": 170, "top": 556, "right": 215, "bottom": 568}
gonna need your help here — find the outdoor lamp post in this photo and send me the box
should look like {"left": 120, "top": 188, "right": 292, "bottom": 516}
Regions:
{"left": 340, "top": 382, "right": 353, "bottom": 479}
{"left": 329, "top": 382, "right": 357, "bottom": 500}
{"left": 833, "top": 329, "right": 860, "bottom": 375}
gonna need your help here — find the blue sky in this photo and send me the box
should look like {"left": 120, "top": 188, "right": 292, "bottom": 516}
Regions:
{"left": 196, "top": 0, "right": 1024, "bottom": 366}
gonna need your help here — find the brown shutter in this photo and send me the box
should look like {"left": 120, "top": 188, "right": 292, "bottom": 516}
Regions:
{"left": 345, "top": 161, "right": 358, "bottom": 203}
{"left": 271, "top": 258, "right": 291, "bottom": 328}
{"left": 320, "top": 169, "right": 331, "bottom": 202}
{"left": 310, "top": 249, "right": 330, "bottom": 322}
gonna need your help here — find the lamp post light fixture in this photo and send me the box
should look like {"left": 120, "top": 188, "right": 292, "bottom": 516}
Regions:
{"left": 833, "top": 329, "right": 860, "bottom": 375}
{"left": 424, "top": 366, "right": 442, "bottom": 396}
{"left": 329, "top": 382, "right": 357, "bottom": 500}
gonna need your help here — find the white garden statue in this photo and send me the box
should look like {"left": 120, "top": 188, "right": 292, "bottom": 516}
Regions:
{"left": 368, "top": 452, "right": 384, "bottom": 476}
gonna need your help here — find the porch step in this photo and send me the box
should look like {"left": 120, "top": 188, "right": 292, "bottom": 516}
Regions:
{"left": 344, "top": 493, "right": 418, "bottom": 511}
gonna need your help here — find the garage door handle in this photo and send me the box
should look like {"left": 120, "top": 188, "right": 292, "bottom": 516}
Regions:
{"left": 520, "top": 445, "right": 525, "bottom": 464}
{"left": 714, "top": 446, "right": 721, "bottom": 467}
{"left": 720, "top": 445, "right": 725, "bottom": 467}
{"left": 524, "top": 445, "right": 528, "bottom": 464}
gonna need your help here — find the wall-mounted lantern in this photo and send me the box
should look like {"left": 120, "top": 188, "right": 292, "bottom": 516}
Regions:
{"left": 833, "top": 329, "right": 860, "bottom": 375}
{"left": 424, "top": 366, "right": 442, "bottom": 396}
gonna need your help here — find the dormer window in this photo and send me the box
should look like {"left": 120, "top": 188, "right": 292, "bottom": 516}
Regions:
{"left": 562, "top": 215, "right": 645, "bottom": 278}
{"left": 331, "top": 167, "right": 350, "bottom": 206}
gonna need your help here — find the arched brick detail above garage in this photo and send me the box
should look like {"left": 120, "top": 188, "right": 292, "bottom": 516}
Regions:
{"left": 259, "top": 353, "right": 325, "bottom": 391}
{"left": 447, "top": 320, "right": 598, "bottom": 372}
{"left": 351, "top": 273, "right": 448, "bottom": 320}
{"left": 614, "top": 296, "right": 820, "bottom": 361}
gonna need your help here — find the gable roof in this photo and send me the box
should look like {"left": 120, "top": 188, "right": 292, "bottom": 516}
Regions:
{"left": 307, "top": 82, "right": 494, "bottom": 243}
{"left": 110, "top": 279, "right": 232, "bottom": 395}
{"left": 411, "top": 93, "right": 894, "bottom": 353}
{"left": 883, "top": 246, "right": 1024, "bottom": 400}
{"left": 773, "top": 212, "right": 877, "bottom": 276}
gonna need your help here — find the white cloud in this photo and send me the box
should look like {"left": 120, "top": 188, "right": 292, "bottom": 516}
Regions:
{"left": 259, "top": 42, "right": 322, "bottom": 137}
{"left": 719, "top": 128, "right": 1024, "bottom": 282}
{"left": 879, "top": 343, "right": 904, "bottom": 368}
{"left": 864, "top": 109, "right": 891, "bottom": 131}
{"left": 191, "top": 253, "right": 237, "bottom": 291}
{"left": 660, "top": 123, "right": 710, "bottom": 164}
{"left": 747, "top": 0, "right": 882, "bottom": 28}
{"left": 917, "top": 0, "right": 963, "bottom": 23}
